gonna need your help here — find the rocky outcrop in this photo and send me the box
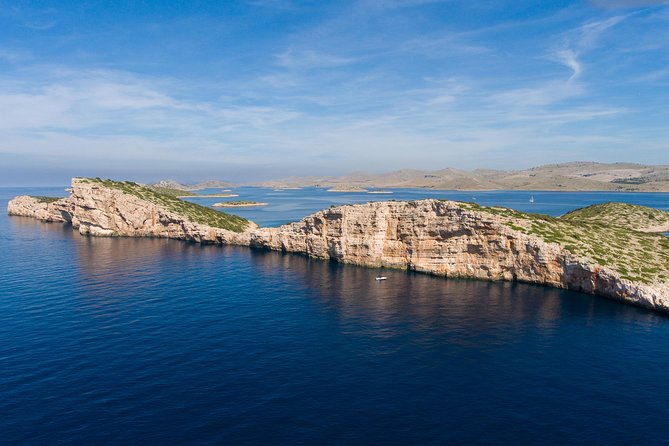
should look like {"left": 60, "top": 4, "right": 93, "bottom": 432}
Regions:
{"left": 7, "top": 196, "right": 73, "bottom": 223}
{"left": 71, "top": 178, "right": 255, "bottom": 245}
{"left": 8, "top": 180, "right": 253, "bottom": 245}
{"left": 8, "top": 178, "right": 669, "bottom": 314}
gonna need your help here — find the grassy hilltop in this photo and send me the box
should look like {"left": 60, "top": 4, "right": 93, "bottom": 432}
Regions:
{"left": 456, "top": 201, "right": 669, "bottom": 285}
{"left": 562, "top": 202, "right": 669, "bottom": 232}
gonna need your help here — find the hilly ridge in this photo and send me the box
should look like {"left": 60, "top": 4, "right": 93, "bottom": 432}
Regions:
{"left": 257, "top": 162, "right": 669, "bottom": 192}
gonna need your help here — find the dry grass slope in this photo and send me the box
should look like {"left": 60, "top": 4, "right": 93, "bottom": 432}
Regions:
{"left": 561, "top": 202, "right": 669, "bottom": 232}
{"left": 455, "top": 201, "right": 669, "bottom": 285}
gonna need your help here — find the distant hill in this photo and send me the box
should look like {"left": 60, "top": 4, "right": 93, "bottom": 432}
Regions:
{"left": 257, "top": 162, "right": 669, "bottom": 192}
{"left": 191, "top": 180, "right": 235, "bottom": 190}
{"left": 150, "top": 179, "right": 236, "bottom": 191}
{"left": 151, "top": 180, "right": 191, "bottom": 191}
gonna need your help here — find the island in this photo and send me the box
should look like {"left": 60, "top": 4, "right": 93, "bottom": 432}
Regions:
{"left": 212, "top": 201, "right": 268, "bottom": 208}
{"left": 7, "top": 177, "right": 669, "bottom": 314}
{"left": 150, "top": 179, "right": 236, "bottom": 191}
{"left": 327, "top": 186, "right": 368, "bottom": 192}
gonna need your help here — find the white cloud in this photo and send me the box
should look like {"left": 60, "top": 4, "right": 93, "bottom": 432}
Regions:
{"left": 549, "top": 16, "right": 624, "bottom": 81}
{"left": 1, "top": 1, "right": 667, "bottom": 180}
{"left": 554, "top": 49, "right": 582, "bottom": 80}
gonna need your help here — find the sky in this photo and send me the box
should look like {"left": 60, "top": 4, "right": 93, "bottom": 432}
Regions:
{"left": 0, "top": 0, "right": 668, "bottom": 185}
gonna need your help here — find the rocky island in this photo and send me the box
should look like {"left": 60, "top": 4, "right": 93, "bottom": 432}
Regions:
{"left": 327, "top": 185, "right": 368, "bottom": 192}
{"left": 8, "top": 177, "right": 669, "bottom": 313}
{"left": 212, "top": 201, "right": 268, "bottom": 208}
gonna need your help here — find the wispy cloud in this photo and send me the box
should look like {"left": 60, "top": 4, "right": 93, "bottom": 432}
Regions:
{"left": 553, "top": 49, "right": 583, "bottom": 80}
{"left": 550, "top": 16, "right": 624, "bottom": 81}
{"left": 275, "top": 49, "right": 355, "bottom": 69}
{"left": 1, "top": 0, "right": 668, "bottom": 183}
{"left": 0, "top": 48, "right": 30, "bottom": 63}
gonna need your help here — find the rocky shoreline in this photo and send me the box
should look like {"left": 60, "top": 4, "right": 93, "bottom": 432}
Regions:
{"left": 8, "top": 177, "right": 669, "bottom": 314}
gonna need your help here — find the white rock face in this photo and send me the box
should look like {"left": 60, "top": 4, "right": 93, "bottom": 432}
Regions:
{"left": 66, "top": 179, "right": 254, "bottom": 245}
{"left": 7, "top": 196, "right": 73, "bottom": 222}
{"left": 7, "top": 178, "right": 669, "bottom": 313}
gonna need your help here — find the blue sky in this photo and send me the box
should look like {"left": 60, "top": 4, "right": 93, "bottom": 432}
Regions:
{"left": 0, "top": 0, "right": 668, "bottom": 184}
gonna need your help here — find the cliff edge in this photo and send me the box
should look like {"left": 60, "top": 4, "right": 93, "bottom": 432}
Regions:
{"left": 8, "top": 178, "right": 669, "bottom": 313}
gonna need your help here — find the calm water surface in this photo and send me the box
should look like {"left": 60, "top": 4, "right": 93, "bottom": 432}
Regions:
{"left": 186, "top": 186, "right": 669, "bottom": 227}
{"left": 2, "top": 187, "right": 669, "bottom": 445}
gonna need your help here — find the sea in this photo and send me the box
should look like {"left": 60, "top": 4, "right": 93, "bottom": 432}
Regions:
{"left": 2, "top": 186, "right": 669, "bottom": 445}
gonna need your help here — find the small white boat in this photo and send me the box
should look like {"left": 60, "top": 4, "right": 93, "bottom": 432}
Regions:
{"left": 529, "top": 196, "right": 535, "bottom": 203}
{"left": 375, "top": 276, "right": 387, "bottom": 281}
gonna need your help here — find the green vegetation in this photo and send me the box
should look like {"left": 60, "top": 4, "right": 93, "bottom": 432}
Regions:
{"left": 611, "top": 177, "right": 648, "bottom": 185}
{"left": 455, "top": 201, "right": 669, "bottom": 285}
{"left": 561, "top": 202, "right": 669, "bottom": 232}
{"left": 30, "top": 196, "right": 61, "bottom": 204}
{"left": 81, "top": 178, "right": 249, "bottom": 232}
{"left": 147, "top": 185, "right": 196, "bottom": 197}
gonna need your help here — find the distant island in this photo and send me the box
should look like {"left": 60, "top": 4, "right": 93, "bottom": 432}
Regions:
{"left": 151, "top": 179, "right": 236, "bottom": 192}
{"left": 212, "top": 201, "right": 268, "bottom": 208}
{"left": 146, "top": 184, "right": 238, "bottom": 198}
{"left": 327, "top": 186, "right": 368, "bottom": 192}
{"left": 257, "top": 162, "right": 669, "bottom": 192}
{"left": 7, "top": 177, "right": 669, "bottom": 315}
{"left": 183, "top": 194, "right": 239, "bottom": 198}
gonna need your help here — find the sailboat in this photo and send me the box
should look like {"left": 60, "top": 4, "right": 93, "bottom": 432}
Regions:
{"left": 529, "top": 196, "right": 535, "bottom": 203}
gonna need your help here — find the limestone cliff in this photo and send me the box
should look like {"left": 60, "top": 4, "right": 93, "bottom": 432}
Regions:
{"left": 251, "top": 200, "right": 669, "bottom": 312}
{"left": 7, "top": 196, "right": 73, "bottom": 223}
{"left": 8, "top": 178, "right": 669, "bottom": 314}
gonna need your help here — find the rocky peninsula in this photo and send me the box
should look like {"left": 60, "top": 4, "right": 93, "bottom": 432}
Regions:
{"left": 8, "top": 177, "right": 669, "bottom": 313}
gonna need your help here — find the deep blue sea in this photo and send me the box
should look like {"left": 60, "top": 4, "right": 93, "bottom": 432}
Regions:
{"left": 2, "top": 186, "right": 669, "bottom": 445}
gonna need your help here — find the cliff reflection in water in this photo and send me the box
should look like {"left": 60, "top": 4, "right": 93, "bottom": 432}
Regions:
{"left": 11, "top": 210, "right": 652, "bottom": 334}
{"left": 242, "top": 246, "right": 659, "bottom": 336}
{"left": 71, "top": 235, "right": 233, "bottom": 314}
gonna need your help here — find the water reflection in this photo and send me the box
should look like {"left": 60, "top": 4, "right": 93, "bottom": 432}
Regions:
{"left": 243, "top": 247, "right": 664, "bottom": 338}
{"left": 4, "top": 208, "right": 669, "bottom": 445}
{"left": 11, "top": 214, "right": 664, "bottom": 336}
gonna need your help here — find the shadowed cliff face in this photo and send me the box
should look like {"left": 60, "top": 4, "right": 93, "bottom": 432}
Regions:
{"left": 7, "top": 178, "right": 669, "bottom": 314}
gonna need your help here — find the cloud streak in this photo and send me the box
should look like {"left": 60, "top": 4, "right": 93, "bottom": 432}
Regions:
{"left": 0, "top": 0, "right": 668, "bottom": 184}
